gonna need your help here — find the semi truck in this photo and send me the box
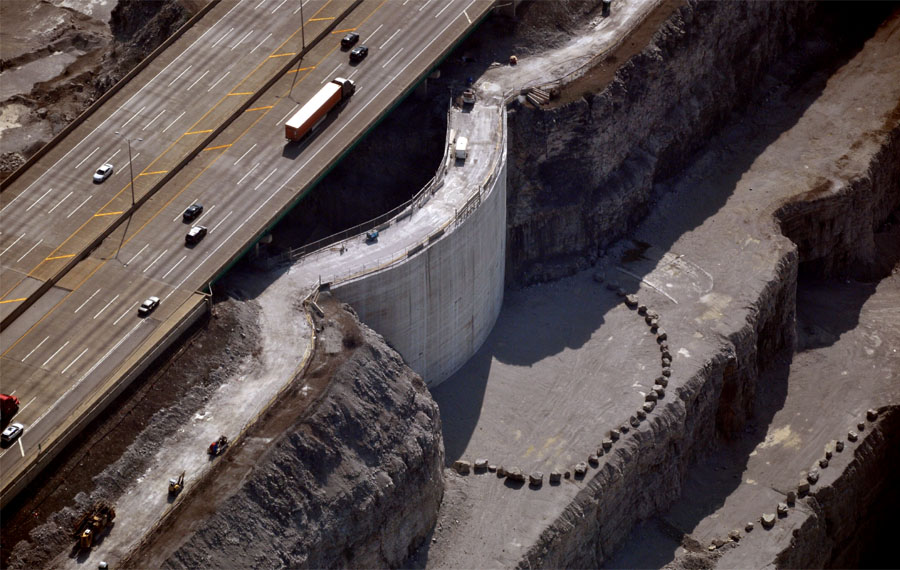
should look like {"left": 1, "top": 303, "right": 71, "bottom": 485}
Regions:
{"left": 285, "top": 78, "right": 356, "bottom": 142}
{"left": 1, "top": 393, "right": 19, "bottom": 424}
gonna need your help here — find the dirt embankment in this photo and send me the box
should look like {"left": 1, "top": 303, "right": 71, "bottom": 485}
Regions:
{"left": 141, "top": 294, "right": 445, "bottom": 569}
{"left": 0, "top": 0, "right": 194, "bottom": 181}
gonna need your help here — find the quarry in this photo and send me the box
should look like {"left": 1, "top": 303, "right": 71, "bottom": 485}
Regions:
{"left": 1, "top": 0, "right": 898, "bottom": 569}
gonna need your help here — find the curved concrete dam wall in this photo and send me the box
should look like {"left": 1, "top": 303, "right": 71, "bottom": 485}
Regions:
{"left": 332, "top": 110, "right": 507, "bottom": 387}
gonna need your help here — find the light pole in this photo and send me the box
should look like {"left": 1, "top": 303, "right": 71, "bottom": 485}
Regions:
{"left": 289, "top": 0, "right": 306, "bottom": 98}
{"left": 113, "top": 132, "right": 142, "bottom": 263}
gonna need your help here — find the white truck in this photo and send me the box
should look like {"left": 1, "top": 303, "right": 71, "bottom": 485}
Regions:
{"left": 285, "top": 78, "right": 356, "bottom": 142}
{"left": 455, "top": 136, "right": 468, "bottom": 161}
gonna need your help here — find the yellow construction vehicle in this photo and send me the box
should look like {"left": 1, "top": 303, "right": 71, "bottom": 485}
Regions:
{"left": 73, "top": 501, "right": 115, "bottom": 550}
{"left": 168, "top": 471, "right": 185, "bottom": 496}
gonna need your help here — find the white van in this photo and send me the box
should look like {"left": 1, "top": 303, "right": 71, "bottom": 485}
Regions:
{"left": 455, "top": 136, "right": 468, "bottom": 161}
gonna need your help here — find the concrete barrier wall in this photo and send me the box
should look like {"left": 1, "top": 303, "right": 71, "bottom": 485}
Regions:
{"left": 333, "top": 121, "right": 507, "bottom": 387}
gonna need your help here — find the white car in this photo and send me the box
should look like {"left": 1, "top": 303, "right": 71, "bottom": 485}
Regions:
{"left": 138, "top": 296, "right": 160, "bottom": 316}
{"left": 1, "top": 422, "right": 24, "bottom": 446}
{"left": 93, "top": 163, "right": 114, "bottom": 183}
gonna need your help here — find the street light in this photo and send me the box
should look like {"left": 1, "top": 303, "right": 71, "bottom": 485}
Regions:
{"left": 289, "top": 0, "right": 307, "bottom": 98}
{"left": 113, "top": 132, "right": 142, "bottom": 263}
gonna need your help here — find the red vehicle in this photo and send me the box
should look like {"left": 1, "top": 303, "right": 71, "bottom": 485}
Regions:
{"left": 1, "top": 393, "right": 20, "bottom": 424}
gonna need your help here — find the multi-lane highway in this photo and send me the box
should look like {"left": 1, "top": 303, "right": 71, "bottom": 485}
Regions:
{"left": 0, "top": 0, "right": 494, "bottom": 503}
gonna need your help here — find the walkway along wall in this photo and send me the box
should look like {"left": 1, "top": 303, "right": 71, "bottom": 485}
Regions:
{"left": 332, "top": 113, "right": 507, "bottom": 387}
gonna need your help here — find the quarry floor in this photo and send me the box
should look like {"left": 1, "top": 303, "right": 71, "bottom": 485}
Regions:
{"left": 423, "top": 9, "right": 900, "bottom": 569}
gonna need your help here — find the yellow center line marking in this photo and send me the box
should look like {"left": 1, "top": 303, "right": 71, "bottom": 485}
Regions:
{"left": 288, "top": 66, "right": 316, "bottom": 74}
{"left": 331, "top": 27, "right": 356, "bottom": 34}
{"left": 203, "top": 144, "right": 233, "bottom": 151}
{"left": 44, "top": 254, "right": 75, "bottom": 261}
{"left": 309, "top": 16, "right": 335, "bottom": 21}
{"left": 228, "top": 92, "right": 254, "bottom": 96}
{"left": 244, "top": 106, "right": 273, "bottom": 112}
{"left": 0, "top": 298, "right": 27, "bottom": 305}
{"left": 184, "top": 129, "right": 214, "bottom": 136}
{"left": 94, "top": 211, "right": 124, "bottom": 217}
{"left": 268, "top": 53, "right": 296, "bottom": 58}
{"left": 137, "top": 170, "right": 168, "bottom": 177}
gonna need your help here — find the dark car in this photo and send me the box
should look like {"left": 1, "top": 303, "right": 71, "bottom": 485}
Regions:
{"left": 185, "top": 225, "right": 208, "bottom": 245}
{"left": 1, "top": 423, "right": 24, "bottom": 447}
{"left": 138, "top": 296, "right": 160, "bottom": 316}
{"left": 349, "top": 45, "right": 369, "bottom": 62}
{"left": 341, "top": 32, "right": 359, "bottom": 48}
{"left": 182, "top": 203, "right": 203, "bottom": 222}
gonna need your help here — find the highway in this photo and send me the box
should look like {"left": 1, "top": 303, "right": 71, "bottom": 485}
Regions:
{"left": 0, "top": 0, "right": 494, "bottom": 502}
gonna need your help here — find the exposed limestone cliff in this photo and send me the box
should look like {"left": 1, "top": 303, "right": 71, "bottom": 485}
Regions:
{"left": 160, "top": 297, "right": 444, "bottom": 569}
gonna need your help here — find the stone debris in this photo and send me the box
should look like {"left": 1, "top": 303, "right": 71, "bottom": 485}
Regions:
{"left": 588, "top": 454, "right": 599, "bottom": 466}
{"left": 474, "top": 458, "right": 489, "bottom": 471}
{"left": 625, "top": 294, "right": 639, "bottom": 308}
{"left": 609, "top": 429, "right": 620, "bottom": 441}
{"left": 629, "top": 415, "right": 641, "bottom": 427}
{"left": 708, "top": 545, "right": 716, "bottom": 552}
{"left": 506, "top": 468, "right": 525, "bottom": 483}
{"left": 729, "top": 529, "right": 742, "bottom": 542}
{"left": 453, "top": 460, "right": 472, "bottom": 474}
{"left": 646, "top": 309, "right": 659, "bottom": 319}
{"left": 786, "top": 490, "right": 796, "bottom": 505}
{"left": 848, "top": 430, "right": 858, "bottom": 442}
{"left": 798, "top": 480, "right": 810, "bottom": 495}
{"left": 857, "top": 422, "right": 865, "bottom": 432}
{"left": 602, "top": 438, "right": 613, "bottom": 450}
{"left": 867, "top": 408, "right": 879, "bottom": 421}
{"left": 761, "top": 513, "right": 776, "bottom": 529}
{"left": 807, "top": 469, "right": 819, "bottom": 484}
{"left": 712, "top": 538, "right": 726, "bottom": 548}
{"left": 657, "top": 329, "right": 668, "bottom": 341}
{"left": 745, "top": 522, "right": 754, "bottom": 532}
{"left": 819, "top": 457, "right": 829, "bottom": 468}
{"left": 549, "top": 471, "right": 561, "bottom": 484}
{"left": 643, "top": 401, "right": 656, "bottom": 413}
{"left": 836, "top": 440, "right": 844, "bottom": 452}
{"left": 638, "top": 304, "right": 648, "bottom": 315}
{"left": 777, "top": 502, "right": 788, "bottom": 517}
{"left": 636, "top": 409, "right": 647, "bottom": 420}
{"left": 653, "top": 385, "right": 665, "bottom": 398}
{"left": 529, "top": 472, "right": 544, "bottom": 486}
{"left": 645, "top": 391, "right": 658, "bottom": 402}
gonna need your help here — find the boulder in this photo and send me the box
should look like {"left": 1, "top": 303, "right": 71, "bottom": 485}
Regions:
{"left": 549, "top": 471, "right": 561, "bottom": 484}
{"left": 588, "top": 454, "right": 599, "bottom": 466}
{"left": 825, "top": 449, "right": 832, "bottom": 460}
{"left": 564, "top": 471, "right": 571, "bottom": 479}
{"left": 729, "top": 529, "right": 742, "bottom": 542}
{"left": 605, "top": 282, "right": 618, "bottom": 291}
{"left": 777, "top": 502, "right": 789, "bottom": 517}
{"left": 636, "top": 409, "right": 647, "bottom": 420}
{"left": 638, "top": 304, "right": 648, "bottom": 315}
{"left": 616, "top": 288, "right": 627, "bottom": 297}
{"left": 867, "top": 408, "right": 879, "bottom": 421}
{"left": 650, "top": 321, "right": 659, "bottom": 332}
{"left": 453, "top": 460, "right": 471, "bottom": 475}
{"left": 848, "top": 430, "right": 858, "bottom": 442}
{"left": 593, "top": 272, "right": 606, "bottom": 284}
{"left": 625, "top": 294, "right": 639, "bottom": 308}
{"left": 653, "top": 385, "right": 665, "bottom": 398}
{"left": 620, "top": 424, "right": 630, "bottom": 433}
{"left": 656, "top": 376, "right": 668, "bottom": 387}
{"left": 857, "top": 422, "right": 866, "bottom": 432}
{"left": 819, "top": 458, "right": 829, "bottom": 468}
{"left": 574, "top": 462, "right": 587, "bottom": 477}
{"left": 786, "top": 491, "right": 796, "bottom": 505}
{"left": 529, "top": 472, "right": 544, "bottom": 486}
{"left": 602, "top": 439, "right": 613, "bottom": 450}
{"left": 629, "top": 415, "right": 641, "bottom": 427}
{"left": 745, "top": 522, "right": 754, "bottom": 532}
{"left": 798, "top": 480, "right": 810, "bottom": 495}
{"left": 657, "top": 329, "right": 668, "bottom": 341}
{"left": 609, "top": 429, "right": 620, "bottom": 441}
{"left": 712, "top": 538, "right": 726, "bottom": 548}
{"left": 506, "top": 468, "right": 525, "bottom": 483}
{"left": 488, "top": 464, "right": 497, "bottom": 472}
{"left": 761, "top": 513, "right": 776, "bottom": 529}
{"left": 807, "top": 469, "right": 819, "bottom": 484}
{"left": 643, "top": 401, "right": 656, "bottom": 413}
{"left": 645, "top": 391, "right": 659, "bottom": 402}
{"left": 497, "top": 466, "right": 507, "bottom": 477}
{"left": 474, "top": 458, "right": 489, "bottom": 471}
{"left": 661, "top": 369, "right": 671, "bottom": 377}
{"left": 836, "top": 440, "right": 844, "bottom": 452}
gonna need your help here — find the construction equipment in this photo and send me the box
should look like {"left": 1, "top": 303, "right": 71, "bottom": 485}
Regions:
{"left": 208, "top": 435, "right": 228, "bottom": 457}
{"left": 73, "top": 501, "right": 116, "bottom": 550}
{"left": 462, "top": 89, "right": 476, "bottom": 106}
{"left": 168, "top": 471, "right": 185, "bottom": 496}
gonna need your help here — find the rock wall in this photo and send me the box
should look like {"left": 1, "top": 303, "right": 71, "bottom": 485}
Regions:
{"left": 163, "top": 300, "right": 445, "bottom": 569}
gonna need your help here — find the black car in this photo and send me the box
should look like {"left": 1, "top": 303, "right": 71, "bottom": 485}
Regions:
{"left": 183, "top": 203, "right": 203, "bottom": 222}
{"left": 349, "top": 45, "right": 369, "bottom": 62}
{"left": 341, "top": 32, "right": 359, "bottom": 48}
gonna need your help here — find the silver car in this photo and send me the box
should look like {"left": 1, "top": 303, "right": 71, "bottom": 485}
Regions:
{"left": 93, "top": 163, "right": 114, "bottom": 183}
{"left": 1, "top": 422, "right": 24, "bottom": 446}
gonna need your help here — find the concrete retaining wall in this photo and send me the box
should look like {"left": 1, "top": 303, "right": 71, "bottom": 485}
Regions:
{"left": 333, "top": 119, "right": 507, "bottom": 387}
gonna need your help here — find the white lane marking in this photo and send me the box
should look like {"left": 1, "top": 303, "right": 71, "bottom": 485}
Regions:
{"left": 250, "top": 32, "right": 272, "bottom": 53}
{"left": 271, "top": 0, "right": 288, "bottom": 14}
{"left": 103, "top": 148, "right": 122, "bottom": 164}
{"left": 22, "top": 336, "right": 49, "bottom": 362}
{"left": 212, "top": 27, "right": 235, "bottom": 48}
{"left": 210, "top": 210, "right": 232, "bottom": 233}
{"left": 237, "top": 162, "right": 260, "bottom": 185}
{"left": 113, "top": 302, "right": 138, "bottom": 325}
{"left": 435, "top": 1, "right": 453, "bottom": 18}
{"left": 47, "top": 191, "right": 73, "bottom": 214}
{"left": 293, "top": 0, "right": 311, "bottom": 14}
{"left": 29, "top": 320, "right": 145, "bottom": 441}
{"left": 379, "top": 29, "right": 401, "bottom": 49}
{"left": 25, "top": 187, "right": 54, "bottom": 212}
{"left": 419, "top": 0, "right": 434, "bottom": 11}
{"left": 186, "top": 70, "right": 211, "bottom": 91}
{"left": 277, "top": 104, "right": 299, "bottom": 126}
{"left": 42, "top": 341, "right": 69, "bottom": 367}
{"left": 321, "top": 64, "right": 342, "bottom": 83}
{"left": 120, "top": 106, "right": 146, "bottom": 129}
{"left": 167, "top": 64, "right": 193, "bottom": 87}
{"left": 61, "top": 348, "right": 89, "bottom": 375}
{"left": 0, "top": 233, "right": 25, "bottom": 257}
{"left": 233, "top": 143, "right": 257, "bottom": 166}
{"left": 67, "top": 196, "right": 91, "bottom": 218}
{"left": 382, "top": 48, "right": 404, "bottom": 68}
{"left": 75, "top": 288, "right": 102, "bottom": 313}
{"left": 253, "top": 168, "right": 278, "bottom": 191}
{"left": 142, "top": 109, "right": 167, "bottom": 130}
{"left": 162, "top": 255, "right": 187, "bottom": 279}
{"left": 93, "top": 294, "right": 120, "bottom": 319}
{"left": 194, "top": 204, "right": 215, "bottom": 224}
{"left": 125, "top": 243, "right": 149, "bottom": 266}
{"left": 16, "top": 239, "right": 43, "bottom": 263}
{"left": 143, "top": 249, "right": 168, "bottom": 273}
{"left": 254, "top": 0, "right": 268, "bottom": 9}
{"left": 19, "top": 396, "right": 36, "bottom": 413}
{"left": 113, "top": 152, "right": 139, "bottom": 177}
{"left": 367, "top": 24, "right": 384, "bottom": 43}
{"left": 402, "top": 0, "right": 411, "bottom": 5}
{"left": 75, "top": 147, "right": 100, "bottom": 168}
{"left": 464, "top": 9, "right": 471, "bottom": 23}
{"left": 231, "top": 29, "right": 254, "bottom": 50}
{"left": 347, "top": 68, "right": 359, "bottom": 80}
{"left": 162, "top": 110, "right": 186, "bottom": 133}
{"left": 207, "top": 71, "right": 231, "bottom": 92}
{"left": 17, "top": 438, "right": 24, "bottom": 457}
